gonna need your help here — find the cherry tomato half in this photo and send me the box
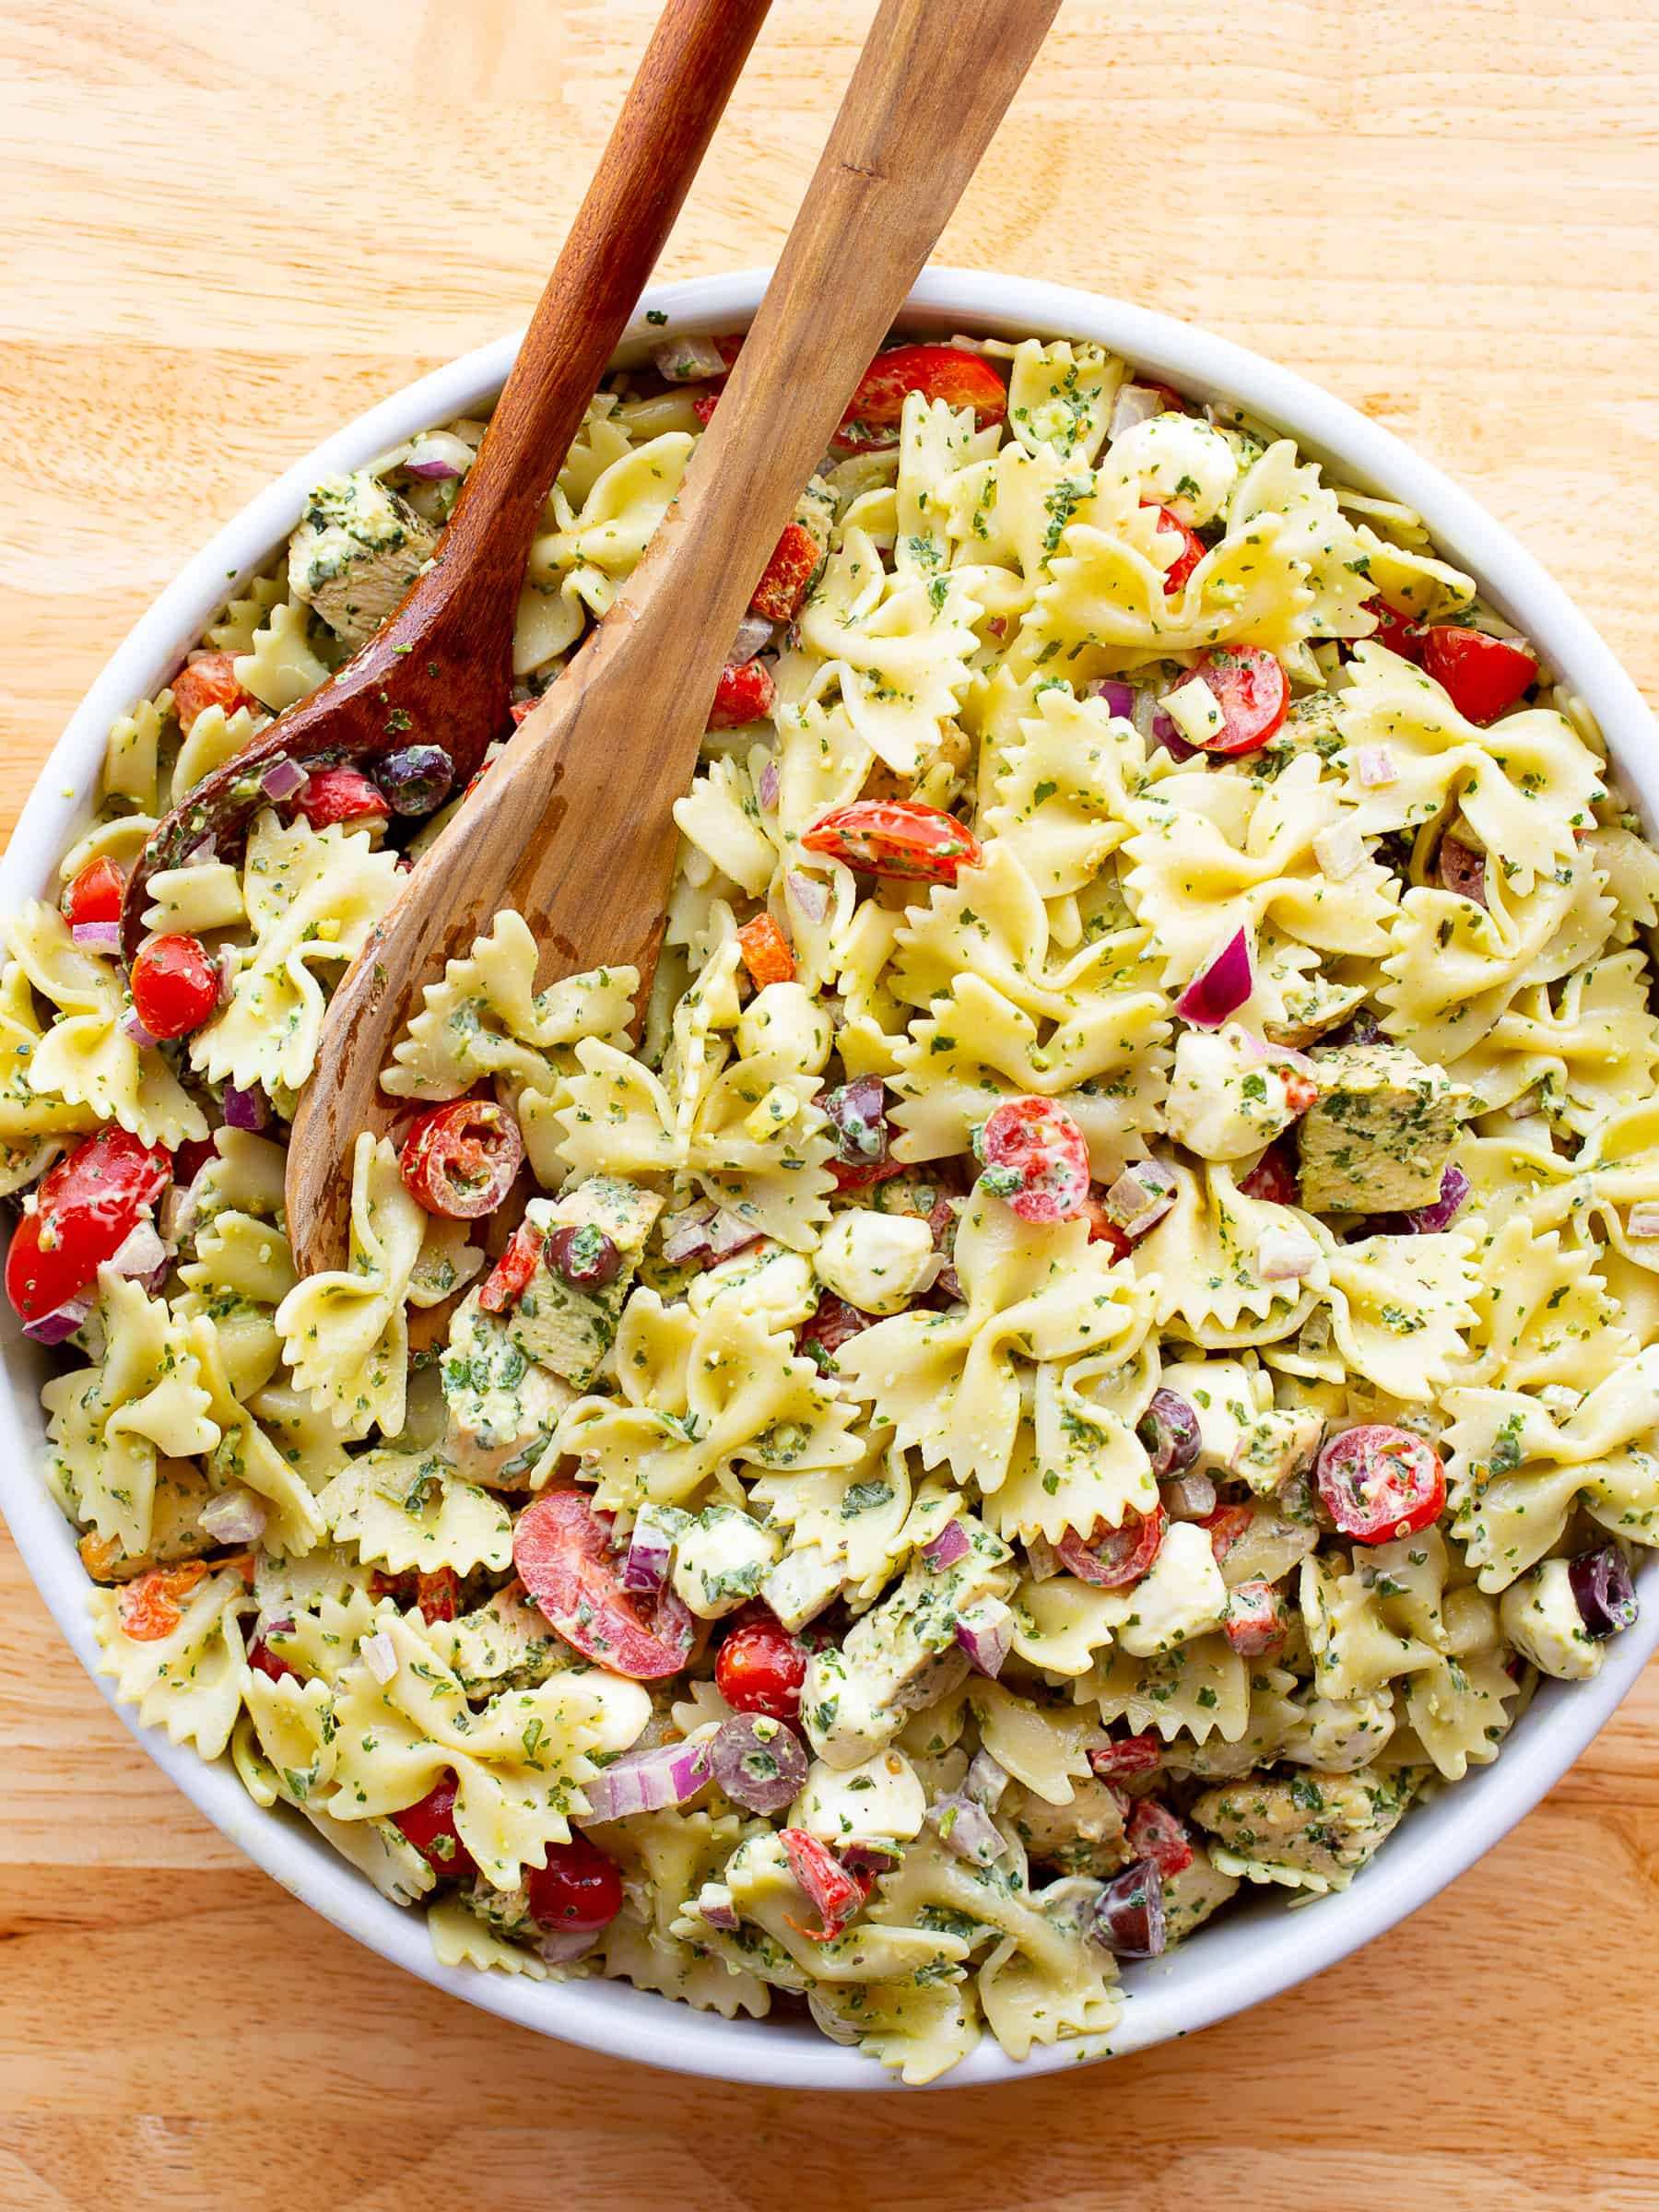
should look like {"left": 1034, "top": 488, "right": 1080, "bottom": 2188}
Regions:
{"left": 170, "top": 651, "right": 251, "bottom": 735}
{"left": 130, "top": 933, "right": 220, "bottom": 1040}
{"left": 1315, "top": 1423, "right": 1446, "bottom": 1544}
{"left": 1223, "top": 1578, "right": 1287, "bottom": 1656}
{"left": 1125, "top": 1794, "right": 1194, "bottom": 1878}
{"left": 1146, "top": 503, "right": 1206, "bottom": 594}
{"left": 299, "top": 766, "right": 390, "bottom": 829}
{"left": 6, "top": 1126, "right": 171, "bottom": 1323}
{"left": 513, "top": 1488, "right": 696, "bottom": 1680}
{"left": 477, "top": 1220, "right": 545, "bottom": 1314}
{"left": 1364, "top": 597, "right": 1427, "bottom": 665}
{"left": 980, "top": 1095, "right": 1090, "bottom": 1225}
{"left": 1056, "top": 1502, "right": 1167, "bottom": 1591}
{"left": 247, "top": 1631, "right": 298, "bottom": 1685}
{"left": 751, "top": 520, "right": 823, "bottom": 624}
{"left": 398, "top": 1101, "right": 524, "bottom": 1220}
{"left": 1237, "top": 1137, "right": 1300, "bottom": 1206}
{"left": 62, "top": 856, "right": 126, "bottom": 930}
{"left": 1088, "top": 1732, "right": 1165, "bottom": 1782}
{"left": 779, "top": 1827, "right": 872, "bottom": 1940}
{"left": 1420, "top": 624, "right": 1537, "bottom": 725}
{"left": 837, "top": 344, "right": 1008, "bottom": 452}
{"left": 393, "top": 1773, "right": 479, "bottom": 1881}
{"left": 796, "top": 1292, "right": 879, "bottom": 1371}
{"left": 1201, "top": 1501, "right": 1255, "bottom": 1563}
{"left": 716, "top": 1611, "right": 809, "bottom": 1720}
{"left": 708, "top": 656, "right": 776, "bottom": 731}
{"left": 802, "top": 799, "right": 982, "bottom": 885}
{"left": 527, "top": 1834, "right": 624, "bottom": 1935}
{"left": 1182, "top": 646, "right": 1288, "bottom": 756}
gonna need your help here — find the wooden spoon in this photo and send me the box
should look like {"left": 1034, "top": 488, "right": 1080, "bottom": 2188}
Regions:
{"left": 118, "top": 0, "right": 774, "bottom": 948}
{"left": 288, "top": 0, "right": 1061, "bottom": 1273}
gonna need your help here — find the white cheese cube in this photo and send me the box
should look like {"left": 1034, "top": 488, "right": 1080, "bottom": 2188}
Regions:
{"left": 1161, "top": 676, "right": 1225, "bottom": 747}
{"left": 669, "top": 1505, "right": 782, "bottom": 1620}
{"left": 792, "top": 1748, "right": 926, "bottom": 1849}
{"left": 813, "top": 1208, "right": 935, "bottom": 1316}
{"left": 1500, "top": 1559, "right": 1605, "bottom": 1681}
{"left": 1164, "top": 1025, "right": 1309, "bottom": 1164}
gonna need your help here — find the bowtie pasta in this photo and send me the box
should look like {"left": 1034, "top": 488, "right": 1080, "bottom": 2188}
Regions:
{"left": 10, "top": 330, "right": 1658, "bottom": 2085}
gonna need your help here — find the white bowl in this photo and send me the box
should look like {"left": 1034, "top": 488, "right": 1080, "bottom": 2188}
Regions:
{"left": 4, "top": 266, "right": 1655, "bottom": 2091}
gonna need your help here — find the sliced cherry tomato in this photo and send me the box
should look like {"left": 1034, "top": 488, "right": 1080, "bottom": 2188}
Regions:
{"left": 1146, "top": 503, "right": 1206, "bottom": 594}
{"left": 1125, "top": 1794, "right": 1194, "bottom": 1878}
{"left": 1056, "top": 1502, "right": 1167, "bottom": 1591}
{"left": 130, "top": 933, "right": 220, "bottom": 1040}
{"left": 170, "top": 651, "right": 251, "bottom": 735}
{"left": 171, "top": 1135, "right": 218, "bottom": 1187}
{"left": 1364, "top": 597, "right": 1427, "bottom": 665}
{"left": 1283, "top": 1069, "right": 1319, "bottom": 1116}
{"left": 398, "top": 1100, "right": 524, "bottom": 1219}
{"left": 1317, "top": 1424, "right": 1445, "bottom": 1544}
{"left": 510, "top": 698, "right": 539, "bottom": 728}
{"left": 736, "top": 912, "right": 795, "bottom": 989}
{"left": 980, "top": 1096, "right": 1090, "bottom": 1225}
{"left": 1202, "top": 1500, "right": 1255, "bottom": 1562}
{"left": 477, "top": 1220, "right": 545, "bottom": 1314}
{"left": 6, "top": 1126, "right": 170, "bottom": 1323}
{"left": 692, "top": 386, "right": 724, "bottom": 428}
{"left": 709, "top": 656, "right": 776, "bottom": 731}
{"left": 416, "top": 1567, "right": 462, "bottom": 1625}
{"left": 1238, "top": 1136, "right": 1300, "bottom": 1206}
{"left": 116, "top": 1561, "right": 208, "bottom": 1642}
{"left": 837, "top": 344, "right": 1007, "bottom": 452}
{"left": 514, "top": 1488, "right": 696, "bottom": 1680}
{"left": 796, "top": 1292, "right": 879, "bottom": 1371}
{"left": 527, "top": 1834, "right": 624, "bottom": 1934}
{"left": 247, "top": 1630, "right": 298, "bottom": 1684}
{"left": 1223, "top": 1578, "right": 1288, "bottom": 1656}
{"left": 751, "top": 520, "right": 823, "bottom": 624}
{"left": 1088, "top": 1732, "right": 1164, "bottom": 1782}
{"left": 780, "top": 1828, "right": 872, "bottom": 1940}
{"left": 716, "top": 1611, "right": 809, "bottom": 1720}
{"left": 1182, "top": 646, "right": 1288, "bottom": 756}
{"left": 299, "top": 765, "right": 390, "bottom": 829}
{"left": 1081, "top": 1195, "right": 1132, "bottom": 1261}
{"left": 1421, "top": 624, "right": 1536, "bottom": 725}
{"left": 803, "top": 799, "right": 982, "bottom": 884}
{"left": 62, "top": 856, "right": 126, "bottom": 930}
{"left": 393, "top": 1773, "right": 479, "bottom": 1881}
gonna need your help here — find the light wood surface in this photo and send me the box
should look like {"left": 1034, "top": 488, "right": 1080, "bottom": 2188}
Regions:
{"left": 2, "top": 1, "right": 1657, "bottom": 2203}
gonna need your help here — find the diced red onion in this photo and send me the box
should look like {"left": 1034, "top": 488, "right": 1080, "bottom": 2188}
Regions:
{"left": 621, "top": 1513, "right": 675, "bottom": 1594}
{"left": 693, "top": 1882, "right": 740, "bottom": 1933}
{"left": 1257, "top": 1223, "right": 1319, "bottom": 1281}
{"left": 1394, "top": 1165, "right": 1472, "bottom": 1236}
{"left": 1313, "top": 821, "right": 1366, "bottom": 882}
{"left": 965, "top": 1750, "right": 1010, "bottom": 1809}
{"left": 1150, "top": 705, "right": 1199, "bottom": 762}
{"left": 71, "top": 921, "right": 122, "bottom": 955}
{"left": 651, "top": 334, "right": 729, "bottom": 382}
{"left": 1159, "top": 1471, "right": 1217, "bottom": 1521}
{"left": 402, "top": 429, "right": 476, "bottom": 481}
{"left": 1175, "top": 928, "right": 1253, "bottom": 1028}
{"left": 1355, "top": 745, "right": 1397, "bottom": 788}
{"left": 706, "top": 1208, "right": 762, "bottom": 1258}
{"left": 1023, "top": 1531, "right": 1062, "bottom": 1582}
{"left": 659, "top": 1199, "right": 716, "bottom": 1263}
{"left": 807, "top": 1989, "right": 864, "bottom": 2045}
{"left": 222, "top": 1084, "right": 269, "bottom": 1133}
{"left": 110, "top": 1218, "right": 170, "bottom": 1284}
{"left": 215, "top": 947, "right": 238, "bottom": 1005}
{"left": 1088, "top": 1855, "right": 1166, "bottom": 1958}
{"left": 121, "top": 1009, "right": 160, "bottom": 1050}
{"left": 786, "top": 871, "right": 830, "bottom": 925}
{"left": 730, "top": 613, "right": 775, "bottom": 667}
{"left": 181, "top": 835, "right": 218, "bottom": 866}
{"left": 926, "top": 1794, "right": 1006, "bottom": 1865}
{"left": 922, "top": 1520, "right": 971, "bottom": 1571}
{"left": 536, "top": 1926, "right": 601, "bottom": 1966}
{"left": 21, "top": 1290, "right": 92, "bottom": 1346}
{"left": 198, "top": 1488, "right": 267, "bottom": 1545}
{"left": 580, "top": 1737, "right": 712, "bottom": 1822}
{"left": 1087, "top": 679, "right": 1138, "bottom": 720}
{"left": 1628, "top": 1203, "right": 1659, "bottom": 1241}
{"left": 1103, "top": 1159, "right": 1177, "bottom": 1237}
{"left": 758, "top": 759, "right": 781, "bottom": 811}
{"left": 356, "top": 1628, "right": 398, "bottom": 1682}
{"left": 709, "top": 1714, "right": 806, "bottom": 1815}
{"left": 1569, "top": 1545, "right": 1639, "bottom": 1639}
{"left": 1110, "top": 383, "right": 1171, "bottom": 440}
{"left": 954, "top": 1595, "right": 1013, "bottom": 1679}
{"left": 840, "top": 1841, "right": 900, "bottom": 1877}
{"left": 259, "top": 756, "right": 309, "bottom": 800}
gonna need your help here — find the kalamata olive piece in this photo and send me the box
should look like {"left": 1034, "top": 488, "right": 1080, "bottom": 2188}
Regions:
{"left": 1568, "top": 1544, "right": 1639, "bottom": 1639}
{"left": 1137, "top": 1389, "right": 1201, "bottom": 1478}
{"left": 378, "top": 744, "right": 455, "bottom": 816}
{"left": 821, "top": 1076, "right": 889, "bottom": 1169}
{"left": 546, "top": 1223, "right": 622, "bottom": 1289}
{"left": 710, "top": 1712, "right": 808, "bottom": 1815}
{"left": 1438, "top": 832, "right": 1488, "bottom": 908}
{"left": 1089, "top": 1855, "right": 1166, "bottom": 1958}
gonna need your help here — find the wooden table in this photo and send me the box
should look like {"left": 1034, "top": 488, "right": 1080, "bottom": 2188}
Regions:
{"left": 3, "top": 2, "right": 1657, "bottom": 2202}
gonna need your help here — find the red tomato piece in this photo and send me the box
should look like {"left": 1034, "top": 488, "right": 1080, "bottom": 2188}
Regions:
{"left": 1283, "top": 1069, "right": 1319, "bottom": 1116}
{"left": 398, "top": 1100, "right": 524, "bottom": 1219}
{"left": 1223, "top": 1578, "right": 1288, "bottom": 1656}
{"left": 736, "top": 912, "right": 795, "bottom": 988}
{"left": 62, "top": 856, "right": 126, "bottom": 929}
{"left": 116, "top": 1561, "right": 208, "bottom": 1642}
{"left": 510, "top": 698, "right": 538, "bottom": 727}
{"left": 416, "top": 1567, "right": 462, "bottom": 1625}
{"left": 716, "top": 1612, "right": 810, "bottom": 1720}
{"left": 980, "top": 1096, "right": 1090, "bottom": 1225}
{"left": 6, "top": 1126, "right": 171, "bottom": 1323}
{"left": 171, "top": 652, "right": 251, "bottom": 735}
{"left": 1056, "top": 1503, "right": 1167, "bottom": 1590}
{"left": 1182, "top": 646, "right": 1289, "bottom": 756}
{"left": 709, "top": 656, "right": 776, "bottom": 731}
{"left": 1364, "top": 597, "right": 1427, "bottom": 665}
{"left": 1088, "top": 1732, "right": 1165, "bottom": 1782}
{"left": 393, "top": 1774, "right": 479, "bottom": 1882}
{"left": 692, "top": 386, "right": 724, "bottom": 428}
{"left": 247, "top": 1631, "right": 298, "bottom": 1684}
{"left": 299, "top": 765, "right": 390, "bottom": 829}
{"left": 513, "top": 1488, "right": 696, "bottom": 1680}
{"left": 527, "top": 1835, "right": 624, "bottom": 1935}
{"left": 1081, "top": 1195, "right": 1132, "bottom": 1261}
{"left": 751, "top": 520, "right": 823, "bottom": 623}
{"left": 796, "top": 1292, "right": 880, "bottom": 1370}
{"left": 131, "top": 933, "right": 220, "bottom": 1041}
{"left": 1202, "top": 1501, "right": 1255, "bottom": 1563}
{"left": 1421, "top": 624, "right": 1537, "bottom": 725}
{"left": 477, "top": 1220, "right": 545, "bottom": 1314}
{"left": 837, "top": 344, "right": 1008, "bottom": 452}
{"left": 1238, "top": 1137, "right": 1300, "bottom": 1206}
{"left": 1125, "top": 1795, "right": 1194, "bottom": 1878}
{"left": 1146, "top": 503, "right": 1206, "bottom": 594}
{"left": 802, "top": 798, "right": 982, "bottom": 884}
{"left": 779, "top": 1828, "right": 871, "bottom": 1940}
{"left": 171, "top": 1135, "right": 218, "bottom": 1187}
{"left": 1316, "top": 1424, "right": 1446, "bottom": 1544}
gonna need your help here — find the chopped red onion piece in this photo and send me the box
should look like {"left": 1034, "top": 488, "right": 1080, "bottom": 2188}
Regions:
{"left": 840, "top": 1841, "right": 900, "bottom": 1877}
{"left": 215, "top": 946, "right": 238, "bottom": 1005}
{"left": 730, "top": 612, "right": 776, "bottom": 666}
{"left": 1312, "top": 821, "right": 1366, "bottom": 882}
{"left": 536, "top": 1926, "right": 601, "bottom": 1966}
{"left": 1023, "top": 1530, "right": 1062, "bottom": 1582}
{"left": 21, "top": 1290, "right": 92, "bottom": 1346}
{"left": 71, "top": 920, "right": 122, "bottom": 955}
{"left": 1175, "top": 929, "right": 1253, "bottom": 1028}
{"left": 1103, "top": 1159, "right": 1177, "bottom": 1236}
{"left": 659, "top": 1199, "right": 718, "bottom": 1263}
{"left": 954, "top": 1594, "right": 1013, "bottom": 1678}
{"left": 258, "top": 756, "right": 309, "bottom": 800}
{"left": 786, "top": 871, "right": 830, "bottom": 925}
{"left": 221, "top": 1084, "right": 269, "bottom": 1133}
{"left": 1394, "top": 1164, "right": 1472, "bottom": 1235}
{"left": 402, "top": 429, "right": 476, "bottom": 481}
{"left": 1354, "top": 745, "right": 1397, "bottom": 788}
{"left": 651, "top": 333, "right": 729, "bottom": 382}
{"left": 621, "top": 1512, "right": 676, "bottom": 1594}
{"left": 706, "top": 1208, "right": 762, "bottom": 1258}
{"left": 580, "top": 1736, "right": 712, "bottom": 1822}
{"left": 1089, "top": 1855, "right": 1166, "bottom": 1957}
{"left": 1629, "top": 1203, "right": 1659, "bottom": 1241}
{"left": 693, "top": 1880, "right": 740, "bottom": 1932}
{"left": 926, "top": 1794, "right": 1006, "bottom": 1865}
{"left": 1159, "top": 1471, "right": 1217, "bottom": 1521}
{"left": 121, "top": 1008, "right": 159, "bottom": 1051}
{"left": 1257, "top": 1223, "right": 1320, "bottom": 1281}
{"left": 110, "top": 1218, "right": 170, "bottom": 1284}
{"left": 181, "top": 835, "right": 218, "bottom": 866}
{"left": 807, "top": 1988, "right": 864, "bottom": 2046}
{"left": 1087, "top": 678, "right": 1138, "bottom": 720}
{"left": 758, "top": 758, "right": 781, "bottom": 811}
{"left": 964, "top": 1750, "right": 1010, "bottom": 1809}
{"left": 359, "top": 1626, "right": 399, "bottom": 1683}
{"left": 198, "top": 1488, "right": 267, "bottom": 1545}
{"left": 921, "top": 1520, "right": 971, "bottom": 1571}
{"left": 1109, "top": 383, "right": 1171, "bottom": 440}
{"left": 710, "top": 1714, "right": 807, "bottom": 1815}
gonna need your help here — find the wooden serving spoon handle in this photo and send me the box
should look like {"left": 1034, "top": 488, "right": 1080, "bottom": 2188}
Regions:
{"left": 288, "top": 0, "right": 1061, "bottom": 1273}
{"left": 119, "top": 0, "right": 773, "bottom": 953}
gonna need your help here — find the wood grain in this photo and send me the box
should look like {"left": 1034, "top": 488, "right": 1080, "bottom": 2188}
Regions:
{"left": 3, "top": 0, "right": 1658, "bottom": 2201}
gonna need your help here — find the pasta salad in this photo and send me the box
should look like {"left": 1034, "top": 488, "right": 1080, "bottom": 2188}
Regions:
{"left": 8, "top": 325, "right": 1659, "bottom": 2084}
